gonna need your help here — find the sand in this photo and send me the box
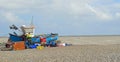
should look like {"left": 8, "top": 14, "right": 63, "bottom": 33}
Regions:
{"left": 0, "top": 36, "right": 120, "bottom": 62}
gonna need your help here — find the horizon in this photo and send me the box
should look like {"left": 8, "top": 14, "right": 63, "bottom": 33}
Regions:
{"left": 1, "top": 34, "right": 120, "bottom": 37}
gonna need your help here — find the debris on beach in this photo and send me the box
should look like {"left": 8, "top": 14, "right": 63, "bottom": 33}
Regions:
{"left": 0, "top": 24, "right": 72, "bottom": 51}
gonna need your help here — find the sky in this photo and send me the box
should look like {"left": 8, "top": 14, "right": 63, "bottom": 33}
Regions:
{"left": 0, "top": 0, "right": 120, "bottom": 36}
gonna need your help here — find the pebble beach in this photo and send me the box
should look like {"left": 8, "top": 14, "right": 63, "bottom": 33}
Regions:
{"left": 0, "top": 36, "right": 120, "bottom": 62}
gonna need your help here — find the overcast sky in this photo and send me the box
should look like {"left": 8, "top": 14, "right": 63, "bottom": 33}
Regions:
{"left": 0, "top": 0, "right": 120, "bottom": 36}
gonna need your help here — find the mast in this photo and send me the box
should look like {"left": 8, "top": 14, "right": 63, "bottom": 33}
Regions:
{"left": 30, "top": 16, "right": 35, "bottom": 36}
{"left": 30, "top": 16, "right": 34, "bottom": 26}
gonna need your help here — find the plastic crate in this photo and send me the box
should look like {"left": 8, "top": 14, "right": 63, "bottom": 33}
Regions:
{"left": 13, "top": 41, "right": 25, "bottom": 50}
